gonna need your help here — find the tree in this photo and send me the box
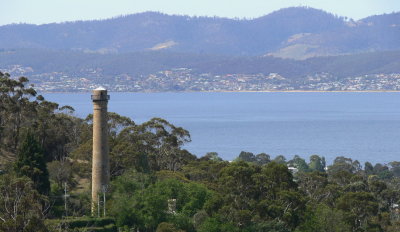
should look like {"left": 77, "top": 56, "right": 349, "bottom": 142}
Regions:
{"left": 216, "top": 162, "right": 304, "bottom": 230}
{"left": 297, "top": 172, "right": 329, "bottom": 202}
{"left": 373, "top": 163, "right": 393, "bottom": 180}
{"left": 234, "top": 152, "right": 271, "bottom": 166}
{"left": 201, "top": 152, "right": 223, "bottom": 162}
{"left": 298, "top": 204, "right": 351, "bottom": 232}
{"left": 235, "top": 151, "right": 256, "bottom": 163}
{"left": 0, "top": 73, "right": 78, "bottom": 163}
{"left": 0, "top": 73, "right": 37, "bottom": 153}
{"left": 255, "top": 153, "right": 270, "bottom": 165}
{"left": 47, "top": 158, "right": 74, "bottom": 190}
{"left": 0, "top": 174, "right": 49, "bottom": 232}
{"left": 110, "top": 171, "right": 211, "bottom": 231}
{"left": 217, "top": 162, "right": 258, "bottom": 217}
{"left": 337, "top": 192, "right": 379, "bottom": 231}
{"left": 116, "top": 117, "right": 195, "bottom": 172}
{"left": 389, "top": 161, "right": 400, "bottom": 177}
{"left": 328, "top": 170, "right": 354, "bottom": 187}
{"left": 34, "top": 99, "right": 78, "bottom": 162}
{"left": 364, "top": 162, "right": 374, "bottom": 176}
{"left": 328, "top": 156, "right": 361, "bottom": 174}
{"left": 273, "top": 155, "right": 287, "bottom": 164}
{"left": 182, "top": 160, "right": 229, "bottom": 185}
{"left": 309, "top": 155, "right": 326, "bottom": 172}
{"left": 288, "top": 155, "right": 310, "bottom": 173}
{"left": 14, "top": 131, "right": 50, "bottom": 194}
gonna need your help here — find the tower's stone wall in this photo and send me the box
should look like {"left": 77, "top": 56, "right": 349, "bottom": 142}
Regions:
{"left": 91, "top": 88, "right": 110, "bottom": 215}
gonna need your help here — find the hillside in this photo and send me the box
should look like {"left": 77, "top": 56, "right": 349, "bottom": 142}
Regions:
{"left": 1, "top": 7, "right": 398, "bottom": 58}
{"left": 1, "top": 48, "right": 399, "bottom": 79}
{"left": 272, "top": 12, "right": 400, "bottom": 59}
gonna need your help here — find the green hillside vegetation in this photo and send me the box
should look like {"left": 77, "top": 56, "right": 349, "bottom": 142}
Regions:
{"left": 2, "top": 73, "right": 400, "bottom": 231}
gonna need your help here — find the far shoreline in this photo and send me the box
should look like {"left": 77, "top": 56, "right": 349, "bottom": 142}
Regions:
{"left": 39, "top": 90, "right": 400, "bottom": 94}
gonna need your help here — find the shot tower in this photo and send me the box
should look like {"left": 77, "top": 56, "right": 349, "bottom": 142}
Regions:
{"left": 91, "top": 87, "right": 110, "bottom": 215}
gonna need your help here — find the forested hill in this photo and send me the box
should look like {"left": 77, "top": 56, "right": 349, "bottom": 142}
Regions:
{"left": 1, "top": 7, "right": 399, "bottom": 59}
{"left": 1, "top": 48, "right": 399, "bottom": 78}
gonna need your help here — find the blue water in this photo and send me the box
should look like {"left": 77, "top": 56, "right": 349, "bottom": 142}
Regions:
{"left": 43, "top": 92, "right": 400, "bottom": 164}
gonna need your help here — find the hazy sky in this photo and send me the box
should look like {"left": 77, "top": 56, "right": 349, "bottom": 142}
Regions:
{"left": 1, "top": 0, "right": 399, "bottom": 25}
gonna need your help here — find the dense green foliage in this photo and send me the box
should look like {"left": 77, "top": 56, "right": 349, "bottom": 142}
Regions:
{"left": 2, "top": 73, "right": 400, "bottom": 231}
{"left": 14, "top": 130, "right": 50, "bottom": 194}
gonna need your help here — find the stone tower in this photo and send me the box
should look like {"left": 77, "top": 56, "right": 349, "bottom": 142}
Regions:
{"left": 91, "top": 87, "right": 110, "bottom": 215}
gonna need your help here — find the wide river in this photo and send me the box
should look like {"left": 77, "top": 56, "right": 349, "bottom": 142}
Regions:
{"left": 43, "top": 92, "right": 400, "bottom": 165}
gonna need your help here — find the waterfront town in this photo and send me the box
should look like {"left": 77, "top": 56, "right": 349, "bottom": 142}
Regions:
{"left": 2, "top": 64, "right": 400, "bottom": 92}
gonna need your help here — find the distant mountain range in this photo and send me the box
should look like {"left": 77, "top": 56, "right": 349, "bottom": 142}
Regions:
{"left": 1, "top": 7, "right": 399, "bottom": 59}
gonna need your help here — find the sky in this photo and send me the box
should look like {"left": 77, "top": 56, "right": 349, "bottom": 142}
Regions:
{"left": 1, "top": 0, "right": 400, "bottom": 26}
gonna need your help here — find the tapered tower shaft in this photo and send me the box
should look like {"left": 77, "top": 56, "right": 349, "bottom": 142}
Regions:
{"left": 91, "top": 88, "right": 110, "bottom": 215}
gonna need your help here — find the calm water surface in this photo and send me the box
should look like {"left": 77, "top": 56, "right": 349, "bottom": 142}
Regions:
{"left": 43, "top": 92, "right": 400, "bottom": 164}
